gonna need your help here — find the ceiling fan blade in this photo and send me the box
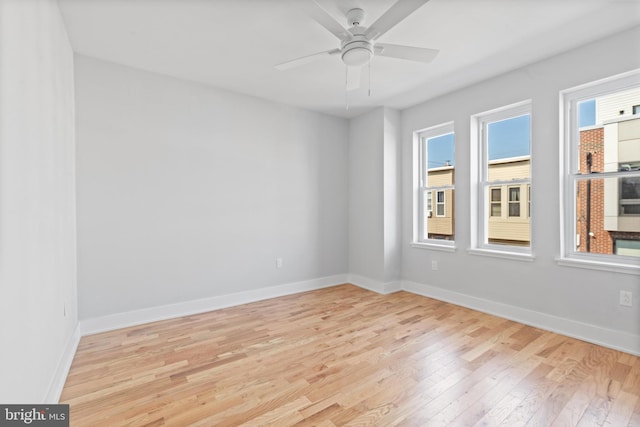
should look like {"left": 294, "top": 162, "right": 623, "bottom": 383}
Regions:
{"left": 298, "top": 0, "right": 351, "bottom": 41}
{"left": 364, "top": 0, "right": 430, "bottom": 41}
{"left": 346, "top": 66, "right": 362, "bottom": 91}
{"left": 375, "top": 43, "right": 438, "bottom": 63}
{"left": 275, "top": 48, "right": 341, "bottom": 71}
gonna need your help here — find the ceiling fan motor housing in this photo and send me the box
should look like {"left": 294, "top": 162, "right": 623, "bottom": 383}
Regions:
{"left": 346, "top": 8, "right": 365, "bottom": 27}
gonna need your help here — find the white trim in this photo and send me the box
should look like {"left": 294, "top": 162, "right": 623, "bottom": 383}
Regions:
{"left": 414, "top": 121, "right": 456, "bottom": 246}
{"left": 80, "top": 275, "right": 348, "bottom": 336}
{"left": 556, "top": 257, "right": 640, "bottom": 275}
{"left": 559, "top": 69, "right": 640, "bottom": 269}
{"left": 472, "top": 100, "right": 533, "bottom": 256}
{"left": 348, "top": 274, "right": 401, "bottom": 295}
{"left": 467, "top": 247, "right": 535, "bottom": 262}
{"left": 410, "top": 242, "right": 457, "bottom": 252}
{"left": 401, "top": 280, "right": 640, "bottom": 356}
{"left": 488, "top": 155, "right": 531, "bottom": 165}
{"left": 44, "top": 324, "right": 81, "bottom": 403}
{"left": 427, "top": 165, "right": 454, "bottom": 172}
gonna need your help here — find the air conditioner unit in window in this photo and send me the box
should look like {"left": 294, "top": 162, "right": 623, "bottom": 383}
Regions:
{"left": 428, "top": 211, "right": 432, "bottom": 218}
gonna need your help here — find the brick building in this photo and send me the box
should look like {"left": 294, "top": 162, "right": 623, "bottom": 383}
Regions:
{"left": 577, "top": 111, "right": 640, "bottom": 256}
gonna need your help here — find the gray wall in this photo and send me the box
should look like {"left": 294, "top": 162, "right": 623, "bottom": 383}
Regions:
{"left": 347, "top": 107, "right": 403, "bottom": 291}
{"left": 75, "top": 56, "right": 349, "bottom": 319}
{"left": 348, "top": 108, "right": 385, "bottom": 282}
{"left": 0, "top": 0, "right": 78, "bottom": 402}
{"left": 401, "top": 26, "right": 640, "bottom": 348}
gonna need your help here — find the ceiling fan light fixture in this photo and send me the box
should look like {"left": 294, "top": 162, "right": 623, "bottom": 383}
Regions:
{"left": 342, "top": 46, "right": 372, "bottom": 66}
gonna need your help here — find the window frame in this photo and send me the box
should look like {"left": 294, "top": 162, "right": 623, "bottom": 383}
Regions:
{"left": 470, "top": 100, "right": 533, "bottom": 260}
{"left": 558, "top": 69, "right": 640, "bottom": 274}
{"left": 412, "top": 121, "right": 456, "bottom": 251}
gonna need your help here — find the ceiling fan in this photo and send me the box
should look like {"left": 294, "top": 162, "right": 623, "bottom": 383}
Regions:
{"left": 275, "top": 0, "right": 439, "bottom": 91}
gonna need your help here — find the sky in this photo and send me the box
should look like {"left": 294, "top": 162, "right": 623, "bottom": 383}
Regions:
{"left": 427, "top": 103, "right": 596, "bottom": 168}
{"left": 427, "top": 133, "right": 455, "bottom": 168}
{"left": 579, "top": 99, "right": 596, "bottom": 127}
{"left": 487, "top": 114, "right": 530, "bottom": 161}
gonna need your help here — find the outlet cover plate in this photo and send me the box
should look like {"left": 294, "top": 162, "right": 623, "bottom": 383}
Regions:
{"left": 620, "top": 290, "right": 632, "bottom": 307}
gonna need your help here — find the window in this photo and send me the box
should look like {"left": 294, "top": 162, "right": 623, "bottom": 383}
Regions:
{"left": 436, "top": 190, "right": 445, "bottom": 217}
{"left": 490, "top": 187, "right": 501, "bottom": 217}
{"left": 560, "top": 70, "right": 640, "bottom": 272}
{"left": 633, "top": 105, "right": 640, "bottom": 115}
{"left": 615, "top": 239, "right": 640, "bottom": 257}
{"left": 414, "top": 122, "right": 455, "bottom": 247}
{"left": 472, "top": 101, "right": 532, "bottom": 256}
{"left": 508, "top": 187, "right": 521, "bottom": 217}
{"left": 620, "top": 163, "right": 640, "bottom": 215}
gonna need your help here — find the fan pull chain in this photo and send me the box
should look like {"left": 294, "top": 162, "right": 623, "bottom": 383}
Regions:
{"left": 368, "top": 61, "right": 371, "bottom": 97}
{"left": 345, "top": 66, "right": 350, "bottom": 110}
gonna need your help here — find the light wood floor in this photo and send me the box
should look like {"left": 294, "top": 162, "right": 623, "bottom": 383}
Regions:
{"left": 61, "top": 284, "right": 640, "bottom": 426}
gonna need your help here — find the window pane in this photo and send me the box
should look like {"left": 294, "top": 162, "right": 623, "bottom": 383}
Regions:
{"left": 509, "top": 202, "right": 520, "bottom": 217}
{"left": 421, "top": 129, "right": 455, "bottom": 242}
{"left": 573, "top": 87, "right": 640, "bottom": 260}
{"left": 620, "top": 175, "right": 640, "bottom": 215}
{"left": 620, "top": 176, "right": 640, "bottom": 200}
{"left": 487, "top": 115, "right": 530, "bottom": 182}
{"left": 509, "top": 187, "right": 520, "bottom": 201}
{"left": 482, "top": 110, "right": 531, "bottom": 248}
{"left": 615, "top": 239, "right": 640, "bottom": 257}
{"left": 575, "top": 178, "right": 640, "bottom": 256}
{"left": 508, "top": 187, "right": 520, "bottom": 217}
{"left": 426, "top": 189, "right": 454, "bottom": 240}
{"left": 427, "top": 134, "right": 454, "bottom": 169}
{"left": 490, "top": 187, "right": 501, "bottom": 217}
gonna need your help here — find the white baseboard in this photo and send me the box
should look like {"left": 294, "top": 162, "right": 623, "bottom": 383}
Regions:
{"left": 348, "top": 274, "right": 401, "bottom": 295}
{"left": 80, "top": 274, "right": 349, "bottom": 336}
{"left": 45, "top": 324, "right": 81, "bottom": 403}
{"left": 402, "top": 280, "right": 640, "bottom": 356}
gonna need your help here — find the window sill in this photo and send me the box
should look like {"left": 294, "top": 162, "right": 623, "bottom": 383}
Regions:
{"left": 467, "top": 247, "right": 534, "bottom": 262}
{"left": 556, "top": 257, "right": 640, "bottom": 275}
{"left": 411, "top": 242, "right": 457, "bottom": 253}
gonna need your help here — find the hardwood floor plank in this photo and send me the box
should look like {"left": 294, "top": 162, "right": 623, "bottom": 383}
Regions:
{"left": 549, "top": 375, "right": 597, "bottom": 427}
{"left": 60, "top": 285, "right": 640, "bottom": 426}
{"left": 602, "top": 391, "right": 638, "bottom": 427}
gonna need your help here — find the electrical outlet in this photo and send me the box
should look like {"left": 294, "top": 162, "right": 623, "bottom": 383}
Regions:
{"left": 431, "top": 260, "right": 438, "bottom": 271}
{"left": 276, "top": 257, "right": 283, "bottom": 269}
{"left": 620, "top": 290, "right": 632, "bottom": 307}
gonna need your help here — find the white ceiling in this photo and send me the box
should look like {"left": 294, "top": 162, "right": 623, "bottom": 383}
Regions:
{"left": 58, "top": 0, "right": 640, "bottom": 118}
